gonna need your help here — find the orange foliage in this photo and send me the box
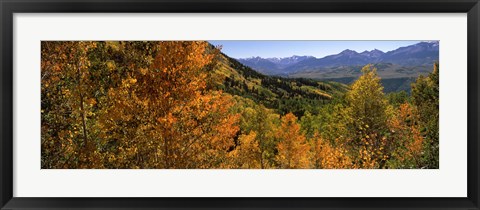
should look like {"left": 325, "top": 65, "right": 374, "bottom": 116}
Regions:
{"left": 99, "top": 41, "right": 239, "bottom": 168}
{"left": 41, "top": 43, "right": 435, "bottom": 169}
{"left": 389, "top": 103, "right": 424, "bottom": 167}
{"left": 311, "top": 134, "right": 352, "bottom": 169}
{"left": 355, "top": 133, "right": 389, "bottom": 169}
{"left": 43, "top": 41, "right": 240, "bottom": 169}
{"left": 226, "top": 131, "right": 262, "bottom": 169}
{"left": 275, "top": 113, "right": 310, "bottom": 169}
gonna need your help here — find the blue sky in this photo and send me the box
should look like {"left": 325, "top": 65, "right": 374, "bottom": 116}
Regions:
{"left": 208, "top": 41, "right": 424, "bottom": 59}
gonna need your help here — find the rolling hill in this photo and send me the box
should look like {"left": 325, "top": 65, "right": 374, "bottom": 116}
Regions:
{"left": 212, "top": 52, "right": 348, "bottom": 116}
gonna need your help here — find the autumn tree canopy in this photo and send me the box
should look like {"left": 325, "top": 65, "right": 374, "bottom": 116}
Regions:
{"left": 41, "top": 41, "right": 439, "bottom": 169}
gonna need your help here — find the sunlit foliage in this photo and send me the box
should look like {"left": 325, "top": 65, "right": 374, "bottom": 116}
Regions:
{"left": 41, "top": 41, "right": 439, "bottom": 169}
{"left": 275, "top": 113, "right": 311, "bottom": 169}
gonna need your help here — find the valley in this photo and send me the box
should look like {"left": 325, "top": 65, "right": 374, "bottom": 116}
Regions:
{"left": 213, "top": 52, "right": 348, "bottom": 116}
{"left": 41, "top": 41, "right": 439, "bottom": 169}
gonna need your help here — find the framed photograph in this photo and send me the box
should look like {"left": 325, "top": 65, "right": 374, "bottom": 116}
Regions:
{"left": 1, "top": 0, "right": 479, "bottom": 209}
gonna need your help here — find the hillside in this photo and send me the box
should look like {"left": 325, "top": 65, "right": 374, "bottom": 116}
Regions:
{"left": 289, "top": 63, "right": 430, "bottom": 92}
{"left": 289, "top": 63, "right": 432, "bottom": 79}
{"left": 212, "top": 53, "right": 348, "bottom": 116}
{"left": 41, "top": 41, "right": 439, "bottom": 169}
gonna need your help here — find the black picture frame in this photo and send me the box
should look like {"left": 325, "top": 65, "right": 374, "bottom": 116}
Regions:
{"left": 1, "top": 0, "right": 479, "bottom": 209}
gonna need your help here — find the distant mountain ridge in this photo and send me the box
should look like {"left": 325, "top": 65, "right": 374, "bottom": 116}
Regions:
{"left": 265, "top": 55, "right": 315, "bottom": 67}
{"left": 237, "top": 55, "right": 314, "bottom": 75}
{"left": 237, "top": 41, "right": 439, "bottom": 78}
{"left": 212, "top": 52, "right": 348, "bottom": 115}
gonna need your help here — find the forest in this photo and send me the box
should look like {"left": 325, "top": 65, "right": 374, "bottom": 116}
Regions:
{"left": 41, "top": 41, "right": 439, "bottom": 169}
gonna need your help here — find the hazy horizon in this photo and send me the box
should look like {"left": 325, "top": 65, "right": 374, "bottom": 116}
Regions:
{"left": 208, "top": 40, "right": 434, "bottom": 59}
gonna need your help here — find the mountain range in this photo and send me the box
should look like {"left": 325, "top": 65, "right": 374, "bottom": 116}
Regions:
{"left": 237, "top": 55, "right": 315, "bottom": 75}
{"left": 237, "top": 41, "right": 439, "bottom": 80}
{"left": 212, "top": 52, "right": 348, "bottom": 116}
